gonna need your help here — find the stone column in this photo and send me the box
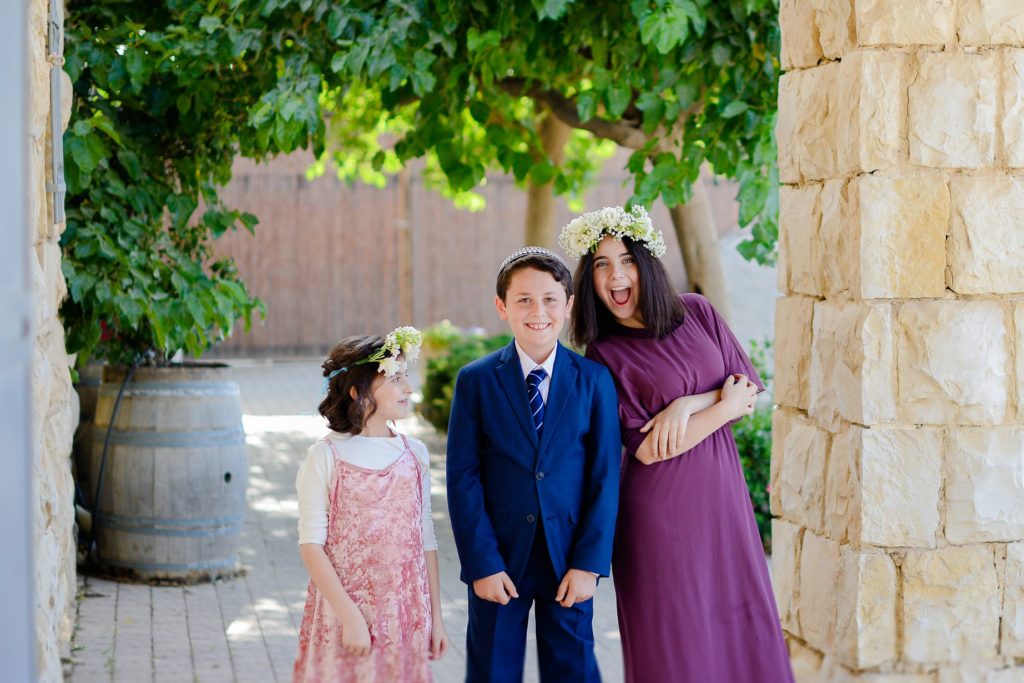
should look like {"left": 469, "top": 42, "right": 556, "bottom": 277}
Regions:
{"left": 28, "top": 0, "right": 77, "bottom": 680}
{"left": 774, "top": 1, "right": 1024, "bottom": 680}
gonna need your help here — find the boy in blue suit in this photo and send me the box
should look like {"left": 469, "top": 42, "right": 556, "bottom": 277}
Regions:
{"left": 447, "top": 247, "right": 620, "bottom": 682}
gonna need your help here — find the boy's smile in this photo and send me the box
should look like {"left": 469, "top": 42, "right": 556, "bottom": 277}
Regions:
{"left": 495, "top": 267, "right": 573, "bottom": 365}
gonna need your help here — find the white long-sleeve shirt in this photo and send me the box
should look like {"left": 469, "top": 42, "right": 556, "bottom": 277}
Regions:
{"left": 295, "top": 430, "right": 438, "bottom": 550}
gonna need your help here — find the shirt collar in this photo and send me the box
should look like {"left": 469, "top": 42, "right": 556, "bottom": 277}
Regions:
{"left": 514, "top": 341, "right": 557, "bottom": 381}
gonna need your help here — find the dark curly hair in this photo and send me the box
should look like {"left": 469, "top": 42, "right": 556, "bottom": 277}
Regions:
{"left": 318, "top": 335, "right": 387, "bottom": 434}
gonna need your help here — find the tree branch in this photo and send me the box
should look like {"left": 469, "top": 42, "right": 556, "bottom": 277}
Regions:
{"left": 497, "top": 78, "right": 651, "bottom": 151}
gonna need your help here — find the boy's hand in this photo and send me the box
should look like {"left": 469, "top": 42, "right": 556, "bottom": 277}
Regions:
{"left": 555, "top": 569, "right": 597, "bottom": 608}
{"left": 339, "top": 610, "right": 372, "bottom": 657}
{"left": 473, "top": 571, "right": 519, "bottom": 605}
{"left": 429, "top": 618, "right": 449, "bottom": 660}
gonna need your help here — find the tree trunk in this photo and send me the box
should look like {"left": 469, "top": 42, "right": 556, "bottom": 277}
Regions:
{"left": 666, "top": 180, "right": 732, "bottom": 322}
{"left": 524, "top": 112, "right": 572, "bottom": 247}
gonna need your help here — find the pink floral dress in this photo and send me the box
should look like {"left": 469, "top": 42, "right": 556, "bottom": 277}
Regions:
{"left": 293, "top": 434, "right": 432, "bottom": 683}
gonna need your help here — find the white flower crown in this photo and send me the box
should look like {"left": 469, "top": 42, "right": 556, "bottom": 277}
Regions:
{"left": 557, "top": 205, "right": 667, "bottom": 259}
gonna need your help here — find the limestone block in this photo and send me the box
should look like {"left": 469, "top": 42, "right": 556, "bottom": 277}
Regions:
{"left": 775, "top": 296, "right": 815, "bottom": 409}
{"left": 838, "top": 50, "right": 907, "bottom": 174}
{"left": 813, "top": 0, "right": 856, "bottom": 60}
{"left": 772, "top": 518, "right": 803, "bottom": 636}
{"left": 1017, "top": 304, "right": 1024, "bottom": 421}
{"left": 1005, "top": 51, "right": 1024, "bottom": 168}
{"left": 1004, "top": 543, "right": 1024, "bottom": 657}
{"left": 835, "top": 547, "right": 898, "bottom": 669}
{"left": 781, "top": 0, "right": 857, "bottom": 69}
{"left": 777, "top": 72, "right": 801, "bottom": 184}
{"left": 798, "top": 531, "right": 841, "bottom": 652}
{"left": 810, "top": 300, "right": 896, "bottom": 430}
{"left": 897, "top": 301, "right": 1008, "bottom": 425}
{"left": 959, "top": 0, "right": 1024, "bottom": 46}
{"left": 777, "top": 63, "right": 841, "bottom": 183}
{"left": 825, "top": 427, "right": 861, "bottom": 544}
{"left": 790, "top": 639, "right": 824, "bottom": 683}
{"left": 949, "top": 175, "right": 1024, "bottom": 294}
{"left": 780, "top": 184, "right": 824, "bottom": 296}
{"left": 851, "top": 174, "right": 948, "bottom": 299}
{"left": 909, "top": 52, "right": 997, "bottom": 168}
{"left": 771, "top": 408, "right": 798, "bottom": 516}
{"left": 859, "top": 427, "right": 942, "bottom": 547}
{"left": 856, "top": 0, "right": 955, "bottom": 46}
{"left": 938, "top": 665, "right": 1024, "bottom": 683}
{"left": 946, "top": 429, "right": 1024, "bottom": 543}
{"left": 781, "top": 0, "right": 824, "bottom": 70}
{"left": 819, "top": 179, "right": 852, "bottom": 296}
{"left": 902, "top": 545, "right": 1000, "bottom": 663}
{"left": 779, "top": 415, "right": 830, "bottom": 533}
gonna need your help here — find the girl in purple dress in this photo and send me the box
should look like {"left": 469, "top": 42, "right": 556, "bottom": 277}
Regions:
{"left": 559, "top": 207, "right": 794, "bottom": 683}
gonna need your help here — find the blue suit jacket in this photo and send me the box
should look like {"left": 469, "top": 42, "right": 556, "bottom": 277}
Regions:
{"left": 446, "top": 341, "right": 621, "bottom": 585}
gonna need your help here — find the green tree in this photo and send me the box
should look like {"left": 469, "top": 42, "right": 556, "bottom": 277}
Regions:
{"left": 317, "top": 0, "right": 781, "bottom": 315}
{"left": 62, "top": 0, "right": 779, "bottom": 364}
{"left": 63, "top": 0, "right": 337, "bottom": 364}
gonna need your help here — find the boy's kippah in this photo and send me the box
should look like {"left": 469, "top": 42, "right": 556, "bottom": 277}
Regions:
{"left": 498, "top": 246, "right": 568, "bottom": 274}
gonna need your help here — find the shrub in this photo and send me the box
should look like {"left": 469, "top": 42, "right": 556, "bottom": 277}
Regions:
{"left": 419, "top": 324, "right": 511, "bottom": 433}
{"left": 732, "top": 339, "right": 774, "bottom": 553}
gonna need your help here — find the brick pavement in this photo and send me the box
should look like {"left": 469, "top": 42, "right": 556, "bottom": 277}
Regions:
{"left": 66, "top": 359, "right": 624, "bottom": 682}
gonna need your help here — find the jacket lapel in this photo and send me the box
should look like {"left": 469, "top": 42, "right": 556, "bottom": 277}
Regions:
{"left": 538, "top": 343, "right": 578, "bottom": 454}
{"left": 495, "top": 342, "right": 539, "bottom": 448}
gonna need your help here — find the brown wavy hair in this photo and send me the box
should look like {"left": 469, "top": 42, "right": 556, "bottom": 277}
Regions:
{"left": 318, "top": 335, "right": 387, "bottom": 434}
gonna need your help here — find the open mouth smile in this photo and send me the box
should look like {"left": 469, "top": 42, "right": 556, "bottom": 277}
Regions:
{"left": 609, "top": 285, "right": 632, "bottom": 306}
{"left": 524, "top": 322, "right": 551, "bottom": 331}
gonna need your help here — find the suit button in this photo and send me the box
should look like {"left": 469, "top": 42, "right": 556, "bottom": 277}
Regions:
{"left": 536, "top": 471, "right": 545, "bottom": 480}
{"left": 526, "top": 514, "right": 536, "bottom": 524}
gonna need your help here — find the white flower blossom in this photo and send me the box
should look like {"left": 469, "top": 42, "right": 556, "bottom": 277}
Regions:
{"left": 377, "top": 356, "right": 402, "bottom": 376}
{"left": 557, "top": 205, "right": 667, "bottom": 259}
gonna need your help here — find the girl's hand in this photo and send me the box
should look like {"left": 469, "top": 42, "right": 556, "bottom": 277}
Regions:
{"left": 340, "top": 610, "right": 372, "bottom": 657}
{"left": 429, "top": 618, "right": 449, "bottom": 660}
{"left": 721, "top": 374, "right": 758, "bottom": 421}
{"left": 639, "top": 395, "right": 696, "bottom": 461}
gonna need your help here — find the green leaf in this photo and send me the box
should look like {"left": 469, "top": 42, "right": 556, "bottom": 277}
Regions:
{"left": 576, "top": 91, "right": 599, "bottom": 123}
{"left": 529, "top": 160, "right": 556, "bottom": 186}
{"left": 605, "top": 83, "right": 632, "bottom": 119}
{"left": 199, "top": 16, "right": 223, "bottom": 34}
{"left": 721, "top": 101, "right": 749, "bottom": 118}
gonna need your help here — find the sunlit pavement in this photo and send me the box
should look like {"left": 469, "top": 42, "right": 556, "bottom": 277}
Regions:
{"left": 66, "top": 359, "right": 624, "bottom": 682}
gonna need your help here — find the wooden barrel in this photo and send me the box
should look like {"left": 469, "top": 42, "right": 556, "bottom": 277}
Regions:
{"left": 73, "top": 361, "right": 105, "bottom": 508}
{"left": 88, "top": 363, "right": 248, "bottom": 581}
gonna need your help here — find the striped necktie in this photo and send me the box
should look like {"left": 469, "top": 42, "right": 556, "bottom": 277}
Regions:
{"left": 526, "top": 367, "right": 547, "bottom": 435}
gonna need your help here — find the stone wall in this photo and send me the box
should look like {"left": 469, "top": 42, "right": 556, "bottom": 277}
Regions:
{"left": 28, "top": 0, "right": 77, "bottom": 680}
{"left": 775, "top": 0, "right": 1024, "bottom": 679}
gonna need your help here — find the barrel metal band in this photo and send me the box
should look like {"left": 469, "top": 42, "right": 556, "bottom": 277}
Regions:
{"left": 91, "top": 427, "right": 246, "bottom": 448}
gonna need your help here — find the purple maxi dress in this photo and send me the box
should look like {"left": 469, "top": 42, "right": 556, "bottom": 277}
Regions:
{"left": 586, "top": 294, "right": 793, "bottom": 683}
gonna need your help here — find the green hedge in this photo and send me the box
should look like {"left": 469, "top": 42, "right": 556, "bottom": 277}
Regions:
{"left": 731, "top": 339, "right": 774, "bottom": 553}
{"left": 419, "top": 323, "right": 512, "bottom": 434}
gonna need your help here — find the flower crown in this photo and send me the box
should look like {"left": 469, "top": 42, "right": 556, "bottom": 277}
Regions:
{"left": 557, "top": 205, "right": 667, "bottom": 259}
{"left": 322, "top": 326, "right": 422, "bottom": 394}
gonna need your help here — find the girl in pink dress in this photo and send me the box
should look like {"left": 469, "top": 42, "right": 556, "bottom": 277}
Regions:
{"left": 294, "top": 329, "right": 448, "bottom": 683}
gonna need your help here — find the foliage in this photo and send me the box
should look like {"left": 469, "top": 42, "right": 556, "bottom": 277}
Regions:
{"left": 63, "top": 0, "right": 780, "bottom": 366}
{"left": 419, "top": 324, "right": 512, "bottom": 433}
{"left": 732, "top": 338, "right": 774, "bottom": 552}
{"left": 62, "top": 0, "right": 343, "bottom": 364}
{"left": 318, "top": 0, "right": 781, "bottom": 263}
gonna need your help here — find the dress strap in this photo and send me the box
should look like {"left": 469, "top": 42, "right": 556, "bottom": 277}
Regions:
{"left": 323, "top": 438, "right": 342, "bottom": 462}
{"left": 397, "top": 432, "right": 411, "bottom": 452}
